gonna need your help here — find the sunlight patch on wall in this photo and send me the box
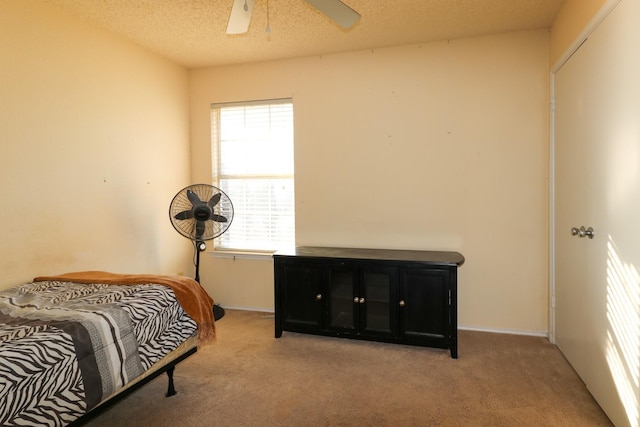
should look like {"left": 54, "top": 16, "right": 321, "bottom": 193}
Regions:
{"left": 607, "top": 235, "right": 640, "bottom": 426}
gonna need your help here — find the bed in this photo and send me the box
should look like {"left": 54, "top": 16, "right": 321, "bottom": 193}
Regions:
{"left": 0, "top": 271, "right": 215, "bottom": 427}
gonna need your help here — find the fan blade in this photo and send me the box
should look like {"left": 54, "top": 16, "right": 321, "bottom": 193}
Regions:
{"left": 174, "top": 210, "right": 194, "bottom": 220}
{"left": 186, "top": 189, "right": 203, "bottom": 206}
{"left": 208, "top": 193, "right": 222, "bottom": 209}
{"left": 211, "top": 214, "right": 228, "bottom": 223}
{"left": 305, "top": 0, "right": 360, "bottom": 29}
{"left": 226, "top": 0, "right": 256, "bottom": 34}
{"left": 195, "top": 220, "right": 206, "bottom": 239}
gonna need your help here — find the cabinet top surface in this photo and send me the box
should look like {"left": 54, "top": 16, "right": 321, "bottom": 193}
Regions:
{"left": 274, "top": 246, "right": 465, "bottom": 266}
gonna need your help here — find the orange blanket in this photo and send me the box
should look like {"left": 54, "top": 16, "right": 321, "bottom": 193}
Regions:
{"left": 33, "top": 271, "right": 215, "bottom": 343}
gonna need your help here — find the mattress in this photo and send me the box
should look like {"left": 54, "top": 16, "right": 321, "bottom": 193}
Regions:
{"left": 0, "top": 279, "right": 199, "bottom": 426}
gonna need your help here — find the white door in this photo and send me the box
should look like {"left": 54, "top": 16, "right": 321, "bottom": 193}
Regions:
{"left": 554, "top": 55, "right": 589, "bottom": 382}
{"left": 553, "top": 1, "right": 640, "bottom": 426}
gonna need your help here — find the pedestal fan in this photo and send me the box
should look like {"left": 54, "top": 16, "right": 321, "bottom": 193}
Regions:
{"left": 169, "top": 184, "right": 234, "bottom": 320}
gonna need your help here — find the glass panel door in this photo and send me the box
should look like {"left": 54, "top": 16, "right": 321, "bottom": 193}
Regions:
{"left": 361, "top": 267, "right": 398, "bottom": 337}
{"left": 326, "top": 265, "right": 357, "bottom": 331}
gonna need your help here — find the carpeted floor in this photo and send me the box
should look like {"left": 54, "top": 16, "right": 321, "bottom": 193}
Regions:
{"left": 85, "top": 309, "right": 612, "bottom": 427}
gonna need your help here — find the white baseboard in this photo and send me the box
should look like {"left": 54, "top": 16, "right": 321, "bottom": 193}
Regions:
{"left": 219, "top": 306, "right": 550, "bottom": 339}
{"left": 218, "top": 305, "right": 274, "bottom": 313}
{"left": 459, "top": 325, "right": 548, "bottom": 338}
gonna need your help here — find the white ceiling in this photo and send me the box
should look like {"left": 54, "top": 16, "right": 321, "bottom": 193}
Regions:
{"left": 44, "top": 0, "right": 566, "bottom": 69}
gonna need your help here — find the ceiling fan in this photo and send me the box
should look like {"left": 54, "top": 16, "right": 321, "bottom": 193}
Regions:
{"left": 226, "top": 0, "right": 361, "bottom": 34}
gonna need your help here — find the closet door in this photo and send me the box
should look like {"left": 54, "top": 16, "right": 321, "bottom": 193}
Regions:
{"left": 554, "top": 1, "right": 640, "bottom": 425}
{"left": 554, "top": 55, "right": 589, "bottom": 381}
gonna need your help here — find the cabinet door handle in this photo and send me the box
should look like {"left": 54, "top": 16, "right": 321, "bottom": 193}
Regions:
{"left": 354, "top": 297, "right": 359, "bottom": 303}
{"left": 315, "top": 294, "right": 322, "bottom": 300}
{"left": 359, "top": 297, "right": 365, "bottom": 304}
{"left": 399, "top": 300, "right": 405, "bottom": 307}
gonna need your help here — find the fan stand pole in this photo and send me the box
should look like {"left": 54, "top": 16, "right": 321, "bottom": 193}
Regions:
{"left": 194, "top": 240, "right": 225, "bottom": 321}
{"left": 194, "top": 245, "right": 201, "bottom": 283}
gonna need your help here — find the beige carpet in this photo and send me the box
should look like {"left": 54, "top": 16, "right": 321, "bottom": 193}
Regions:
{"left": 85, "top": 309, "right": 612, "bottom": 427}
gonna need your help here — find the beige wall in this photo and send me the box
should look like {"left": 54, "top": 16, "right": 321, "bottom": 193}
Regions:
{"left": 0, "top": 1, "right": 194, "bottom": 288}
{"left": 191, "top": 30, "right": 550, "bottom": 334}
{"left": 3, "top": 1, "right": 602, "bottom": 334}
{"left": 549, "top": 0, "right": 608, "bottom": 66}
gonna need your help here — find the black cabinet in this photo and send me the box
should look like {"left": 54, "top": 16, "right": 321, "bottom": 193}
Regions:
{"left": 274, "top": 247, "right": 464, "bottom": 358}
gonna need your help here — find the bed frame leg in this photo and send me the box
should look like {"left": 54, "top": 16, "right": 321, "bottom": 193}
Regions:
{"left": 166, "top": 366, "right": 177, "bottom": 397}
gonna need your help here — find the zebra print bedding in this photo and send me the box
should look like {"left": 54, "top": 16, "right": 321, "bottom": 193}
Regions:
{"left": 0, "top": 280, "right": 198, "bottom": 427}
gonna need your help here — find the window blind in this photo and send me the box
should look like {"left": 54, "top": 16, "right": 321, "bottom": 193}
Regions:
{"left": 211, "top": 99, "right": 294, "bottom": 251}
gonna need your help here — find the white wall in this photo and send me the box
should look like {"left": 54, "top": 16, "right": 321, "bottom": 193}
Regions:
{"left": 190, "top": 30, "right": 550, "bottom": 334}
{"left": 0, "top": 1, "right": 194, "bottom": 288}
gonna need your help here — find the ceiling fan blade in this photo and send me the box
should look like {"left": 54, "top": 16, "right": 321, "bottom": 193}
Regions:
{"left": 305, "top": 0, "right": 361, "bottom": 29}
{"left": 226, "top": 0, "right": 256, "bottom": 34}
{"left": 186, "top": 189, "right": 203, "bottom": 206}
{"left": 174, "top": 210, "right": 194, "bottom": 220}
{"left": 211, "top": 214, "right": 228, "bottom": 223}
{"left": 208, "top": 193, "right": 222, "bottom": 209}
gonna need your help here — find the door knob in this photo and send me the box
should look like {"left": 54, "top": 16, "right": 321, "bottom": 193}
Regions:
{"left": 583, "top": 226, "right": 595, "bottom": 239}
{"left": 570, "top": 226, "right": 595, "bottom": 239}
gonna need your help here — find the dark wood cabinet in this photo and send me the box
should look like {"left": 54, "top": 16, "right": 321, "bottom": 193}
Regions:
{"left": 274, "top": 247, "right": 464, "bottom": 358}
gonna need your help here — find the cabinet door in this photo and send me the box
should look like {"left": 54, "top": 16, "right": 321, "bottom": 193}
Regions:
{"left": 280, "top": 262, "right": 323, "bottom": 331}
{"left": 400, "top": 268, "right": 450, "bottom": 342}
{"left": 359, "top": 266, "right": 398, "bottom": 338}
{"left": 325, "top": 264, "right": 358, "bottom": 332}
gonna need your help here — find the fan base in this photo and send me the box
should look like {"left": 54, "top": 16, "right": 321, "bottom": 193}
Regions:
{"left": 213, "top": 304, "right": 225, "bottom": 321}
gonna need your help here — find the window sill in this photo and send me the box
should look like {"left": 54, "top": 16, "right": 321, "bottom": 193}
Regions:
{"left": 206, "top": 249, "right": 276, "bottom": 261}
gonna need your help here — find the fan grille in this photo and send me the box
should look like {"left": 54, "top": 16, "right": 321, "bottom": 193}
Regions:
{"left": 169, "top": 184, "right": 234, "bottom": 241}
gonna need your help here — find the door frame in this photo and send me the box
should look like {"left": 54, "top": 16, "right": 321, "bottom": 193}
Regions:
{"left": 548, "top": 0, "right": 620, "bottom": 344}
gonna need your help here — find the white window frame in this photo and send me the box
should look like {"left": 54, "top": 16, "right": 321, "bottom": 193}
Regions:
{"left": 210, "top": 98, "right": 295, "bottom": 254}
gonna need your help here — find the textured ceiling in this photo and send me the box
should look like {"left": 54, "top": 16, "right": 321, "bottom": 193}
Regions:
{"left": 44, "top": 0, "right": 566, "bottom": 69}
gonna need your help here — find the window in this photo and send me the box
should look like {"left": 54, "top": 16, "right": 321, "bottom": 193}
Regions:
{"left": 210, "top": 99, "right": 294, "bottom": 251}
